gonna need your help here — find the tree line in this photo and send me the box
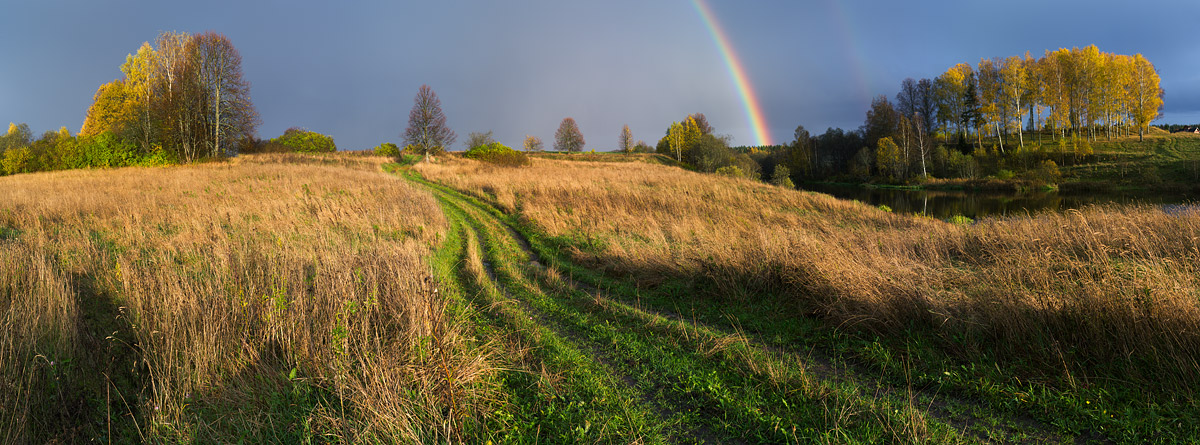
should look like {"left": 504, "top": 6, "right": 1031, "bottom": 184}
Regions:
{"left": 930, "top": 45, "right": 1163, "bottom": 147}
{"left": 0, "top": 31, "right": 258, "bottom": 176}
{"left": 757, "top": 45, "right": 1164, "bottom": 185}
{"left": 83, "top": 31, "right": 258, "bottom": 161}
{"left": 399, "top": 84, "right": 596, "bottom": 162}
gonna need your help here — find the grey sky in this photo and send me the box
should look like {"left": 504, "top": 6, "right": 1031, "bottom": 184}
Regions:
{"left": 2, "top": 0, "right": 1197, "bottom": 150}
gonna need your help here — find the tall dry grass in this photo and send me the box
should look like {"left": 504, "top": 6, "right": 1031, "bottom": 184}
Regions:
{"left": 0, "top": 153, "right": 492, "bottom": 442}
{"left": 417, "top": 156, "right": 1200, "bottom": 392}
{"left": 0, "top": 242, "right": 79, "bottom": 443}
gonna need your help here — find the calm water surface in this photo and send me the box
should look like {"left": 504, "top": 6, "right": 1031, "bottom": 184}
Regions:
{"left": 802, "top": 184, "right": 1197, "bottom": 219}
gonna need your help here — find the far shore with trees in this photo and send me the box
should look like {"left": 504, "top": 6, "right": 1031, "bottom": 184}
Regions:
{"left": 741, "top": 45, "right": 1178, "bottom": 192}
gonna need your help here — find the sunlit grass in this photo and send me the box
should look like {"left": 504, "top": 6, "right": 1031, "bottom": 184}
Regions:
{"left": 0, "top": 153, "right": 495, "bottom": 442}
{"left": 416, "top": 154, "right": 1200, "bottom": 397}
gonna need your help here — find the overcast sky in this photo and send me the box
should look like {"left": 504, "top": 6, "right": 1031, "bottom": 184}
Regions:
{"left": 2, "top": 0, "right": 1198, "bottom": 150}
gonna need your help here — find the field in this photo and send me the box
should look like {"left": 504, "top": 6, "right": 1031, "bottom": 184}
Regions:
{"left": 3, "top": 151, "right": 1199, "bottom": 442}
{"left": 0, "top": 154, "right": 491, "bottom": 442}
{"left": 1063, "top": 130, "right": 1200, "bottom": 188}
{"left": 415, "top": 155, "right": 1200, "bottom": 442}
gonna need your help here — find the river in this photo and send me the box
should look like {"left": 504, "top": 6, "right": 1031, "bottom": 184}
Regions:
{"left": 801, "top": 183, "right": 1197, "bottom": 219}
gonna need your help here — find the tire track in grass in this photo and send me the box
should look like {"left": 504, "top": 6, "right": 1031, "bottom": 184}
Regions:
{"left": 520, "top": 222, "right": 1069, "bottom": 444}
{"left": 408, "top": 165, "right": 1074, "bottom": 444}
{"left": 403, "top": 168, "right": 986, "bottom": 443}
{"left": 430, "top": 175, "right": 1066, "bottom": 443}
{"left": 434, "top": 196, "right": 672, "bottom": 443}
{"left": 439, "top": 185, "right": 940, "bottom": 443}
{"left": 439, "top": 186, "right": 715, "bottom": 443}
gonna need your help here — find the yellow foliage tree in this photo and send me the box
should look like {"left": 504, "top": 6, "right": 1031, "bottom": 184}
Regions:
{"left": 667, "top": 121, "right": 685, "bottom": 163}
{"left": 1000, "top": 55, "right": 1029, "bottom": 148}
{"left": 681, "top": 115, "right": 702, "bottom": 149}
{"left": 121, "top": 42, "right": 158, "bottom": 152}
{"left": 875, "top": 136, "right": 904, "bottom": 180}
{"left": 1129, "top": 54, "right": 1163, "bottom": 142}
{"left": 935, "top": 63, "right": 971, "bottom": 138}
{"left": 80, "top": 79, "right": 134, "bottom": 137}
{"left": 976, "top": 58, "right": 1003, "bottom": 152}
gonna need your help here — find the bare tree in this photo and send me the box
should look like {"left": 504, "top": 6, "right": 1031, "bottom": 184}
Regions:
{"left": 554, "top": 117, "right": 584, "bottom": 153}
{"left": 619, "top": 124, "right": 633, "bottom": 153}
{"left": 167, "top": 41, "right": 206, "bottom": 161}
{"left": 403, "top": 85, "right": 456, "bottom": 161}
{"left": 192, "top": 32, "right": 258, "bottom": 158}
{"left": 916, "top": 78, "right": 937, "bottom": 138}
{"left": 465, "top": 130, "right": 495, "bottom": 149}
{"left": 152, "top": 31, "right": 196, "bottom": 159}
{"left": 688, "top": 113, "right": 713, "bottom": 135}
{"left": 896, "top": 78, "right": 919, "bottom": 118}
{"left": 523, "top": 135, "right": 543, "bottom": 152}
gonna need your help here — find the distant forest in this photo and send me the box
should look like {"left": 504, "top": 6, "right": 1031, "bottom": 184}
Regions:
{"left": 731, "top": 45, "right": 1165, "bottom": 185}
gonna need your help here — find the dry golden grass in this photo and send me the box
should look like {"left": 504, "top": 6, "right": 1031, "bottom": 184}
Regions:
{"left": 417, "top": 156, "right": 1200, "bottom": 391}
{"left": 0, "top": 153, "right": 492, "bottom": 442}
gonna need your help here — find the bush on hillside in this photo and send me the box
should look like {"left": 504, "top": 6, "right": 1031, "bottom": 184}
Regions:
{"left": 464, "top": 142, "right": 530, "bottom": 167}
{"left": 715, "top": 165, "right": 744, "bottom": 178}
{"left": 374, "top": 142, "right": 400, "bottom": 157}
{"left": 268, "top": 128, "right": 337, "bottom": 153}
{"left": 771, "top": 165, "right": 795, "bottom": 188}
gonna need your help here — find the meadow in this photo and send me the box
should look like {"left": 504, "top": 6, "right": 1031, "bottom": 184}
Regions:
{"left": 1061, "top": 130, "right": 1200, "bottom": 188}
{"left": 4, "top": 150, "right": 1198, "bottom": 442}
{"left": 0, "top": 154, "right": 492, "bottom": 442}
{"left": 416, "top": 154, "right": 1200, "bottom": 441}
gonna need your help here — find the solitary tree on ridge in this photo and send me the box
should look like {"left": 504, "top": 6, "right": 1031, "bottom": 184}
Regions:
{"left": 403, "top": 85, "right": 456, "bottom": 161}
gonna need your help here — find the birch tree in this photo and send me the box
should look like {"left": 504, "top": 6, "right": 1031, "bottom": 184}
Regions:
{"left": 1129, "top": 54, "right": 1163, "bottom": 142}
{"left": 619, "top": 124, "right": 633, "bottom": 153}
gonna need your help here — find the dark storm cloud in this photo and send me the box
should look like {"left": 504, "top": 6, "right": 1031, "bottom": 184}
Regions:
{"left": 2, "top": 0, "right": 1197, "bottom": 150}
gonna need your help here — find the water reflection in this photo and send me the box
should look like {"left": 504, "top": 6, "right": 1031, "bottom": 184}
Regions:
{"left": 802, "top": 184, "right": 1196, "bottom": 219}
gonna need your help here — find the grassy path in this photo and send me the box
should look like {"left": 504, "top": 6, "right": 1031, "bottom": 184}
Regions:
{"left": 395, "top": 164, "right": 1066, "bottom": 443}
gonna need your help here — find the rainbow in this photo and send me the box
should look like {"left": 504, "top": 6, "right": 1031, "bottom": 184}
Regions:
{"left": 691, "top": 0, "right": 772, "bottom": 146}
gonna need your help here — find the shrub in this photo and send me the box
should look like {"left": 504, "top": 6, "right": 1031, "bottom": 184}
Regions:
{"left": 770, "top": 165, "right": 795, "bottom": 188}
{"left": 136, "top": 145, "right": 174, "bottom": 167}
{"left": 464, "top": 142, "right": 530, "bottom": 167}
{"left": 995, "top": 169, "right": 1015, "bottom": 180}
{"left": 947, "top": 150, "right": 980, "bottom": 179}
{"left": 690, "top": 135, "right": 731, "bottom": 172}
{"left": 1031, "top": 159, "right": 1061, "bottom": 185}
{"left": 1073, "top": 134, "right": 1093, "bottom": 159}
{"left": 72, "top": 132, "right": 138, "bottom": 168}
{"left": 269, "top": 128, "right": 337, "bottom": 153}
{"left": 947, "top": 214, "right": 974, "bottom": 225}
{"left": 374, "top": 142, "right": 401, "bottom": 157}
{"left": 715, "top": 165, "right": 743, "bottom": 177}
{"left": 729, "top": 153, "right": 761, "bottom": 179}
